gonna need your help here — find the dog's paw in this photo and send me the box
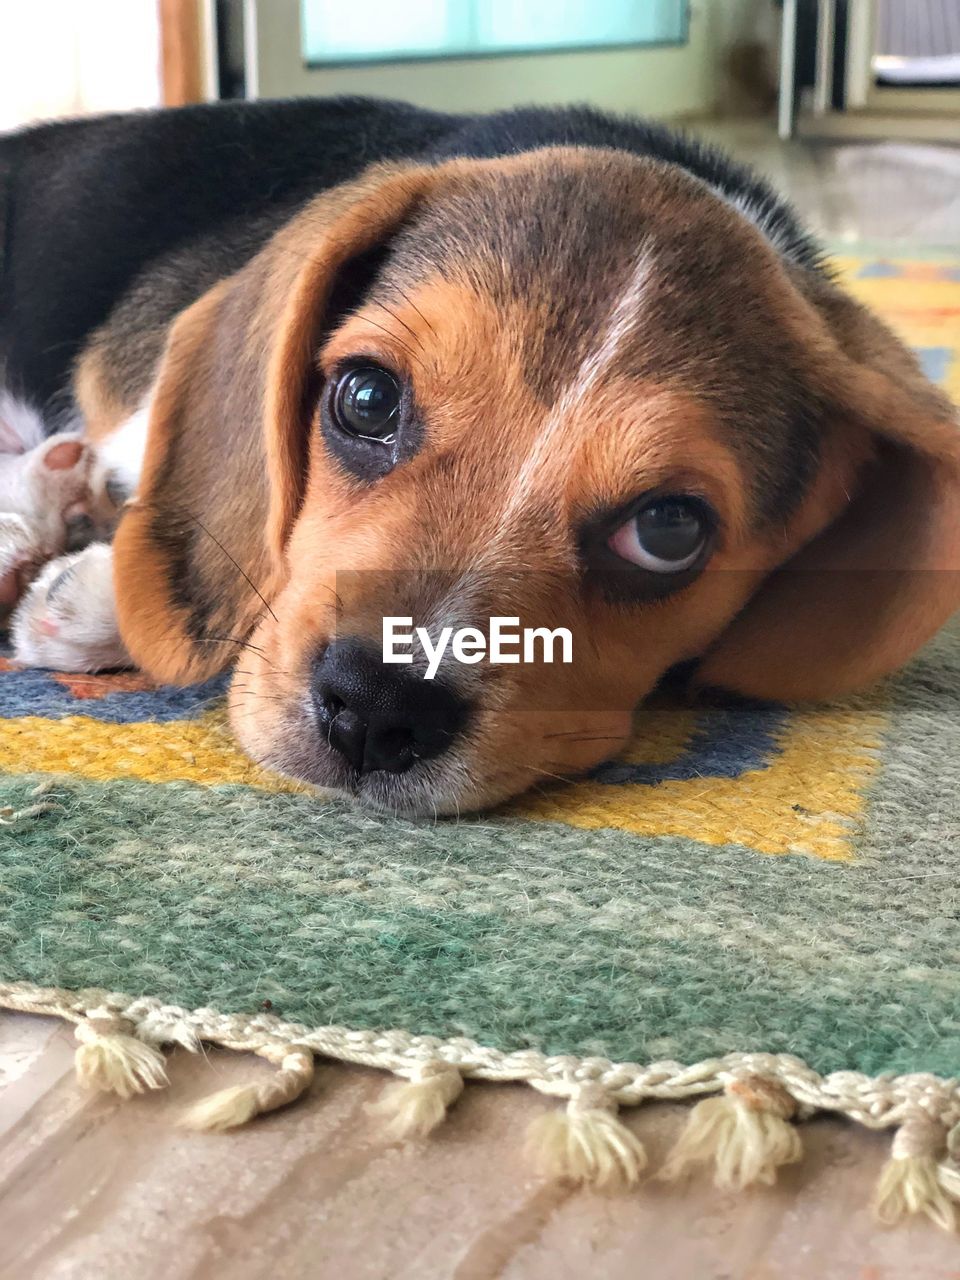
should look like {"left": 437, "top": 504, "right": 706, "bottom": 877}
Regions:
{"left": 10, "top": 543, "right": 130, "bottom": 672}
{"left": 25, "top": 434, "right": 129, "bottom": 552}
{"left": 0, "top": 433, "right": 132, "bottom": 612}
{"left": 0, "top": 513, "right": 36, "bottom": 610}
{"left": 7, "top": 432, "right": 128, "bottom": 550}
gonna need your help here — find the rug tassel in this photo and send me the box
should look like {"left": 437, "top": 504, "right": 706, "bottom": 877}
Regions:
{"left": 181, "top": 1042, "right": 315, "bottom": 1132}
{"left": 368, "top": 1061, "right": 465, "bottom": 1139}
{"left": 873, "top": 1113, "right": 959, "bottom": 1232}
{"left": 935, "top": 1159, "right": 960, "bottom": 1202}
{"left": 74, "top": 1010, "right": 169, "bottom": 1099}
{"left": 658, "top": 1073, "right": 802, "bottom": 1191}
{"left": 526, "top": 1082, "right": 647, "bottom": 1189}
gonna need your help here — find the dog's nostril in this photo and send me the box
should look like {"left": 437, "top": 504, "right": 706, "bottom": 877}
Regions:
{"left": 312, "top": 638, "right": 469, "bottom": 777}
{"left": 322, "top": 693, "right": 345, "bottom": 719}
{"left": 326, "top": 707, "right": 366, "bottom": 772}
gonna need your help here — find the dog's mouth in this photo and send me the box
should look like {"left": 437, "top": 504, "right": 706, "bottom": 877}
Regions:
{"left": 226, "top": 651, "right": 466, "bottom": 816}
{"left": 228, "top": 673, "right": 619, "bottom": 817}
{"left": 233, "top": 693, "right": 633, "bottom": 818}
{"left": 226, "top": 613, "right": 638, "bottom": 815}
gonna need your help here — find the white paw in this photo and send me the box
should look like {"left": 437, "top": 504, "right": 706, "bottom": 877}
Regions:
{"left": 0, "top": 432, "right": 131, "bottom": 613}
{"left": 10, "top": 543, "right": 130, "bottom": 672}
{"left": 0, "top": 513, "right": 35, "bottom": 610}
{"left": 24, "top": 433, "right": 129, "bottom": 551}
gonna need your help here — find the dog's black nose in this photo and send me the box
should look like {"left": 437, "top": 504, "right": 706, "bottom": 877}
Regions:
{"left": 313, "top": 639, "right": 469, "bottom": 774}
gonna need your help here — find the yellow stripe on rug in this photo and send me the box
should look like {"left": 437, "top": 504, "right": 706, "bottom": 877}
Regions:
{"left": 1, "top": 709, "right": 302, "bottom": 791}
{"left": 511, "top": 703, "right": 888, "bottom": 861}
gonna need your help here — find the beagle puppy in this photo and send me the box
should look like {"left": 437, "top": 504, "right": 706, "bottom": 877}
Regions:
{"left": 2, "top": 99, "right": 958, "bottom": 815}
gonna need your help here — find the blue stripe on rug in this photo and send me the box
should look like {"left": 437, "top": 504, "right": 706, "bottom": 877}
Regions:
{"left": 590, "top": 703, "right": 789, "bottom": 785}
{"left": 0, "top": 663, "right": 228, "bottom": 723}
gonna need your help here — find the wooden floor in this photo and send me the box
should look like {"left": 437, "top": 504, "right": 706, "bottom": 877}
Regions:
{"left": 4, "top": 123, "right": 960, "bottom": 1277}
{"left": 3, "top": 1015, "right": 959, "bottom": 1279}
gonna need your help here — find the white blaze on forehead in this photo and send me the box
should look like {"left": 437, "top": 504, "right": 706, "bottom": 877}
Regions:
{"left": 562, "top": 247, "right": 655, "bottom": 408}
{"left": 493, "top": 248, "right": 654, "bottom": 533}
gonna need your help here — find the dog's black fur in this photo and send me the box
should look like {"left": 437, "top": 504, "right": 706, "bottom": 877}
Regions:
{"left": 0, "top": 97, "right": 819, "bottom": 431}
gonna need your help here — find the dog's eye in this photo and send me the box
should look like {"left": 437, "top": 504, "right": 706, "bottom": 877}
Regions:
{"left": 608, "top": 497, "right": 709, "bottom": 573}
{"left": 332, "top": 365, "right": 401, "bottom": 442}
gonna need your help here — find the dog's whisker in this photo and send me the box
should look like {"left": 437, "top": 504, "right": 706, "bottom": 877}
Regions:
{"left": 230, "top": 683, "right": 287, "bottom": 698}
{"left": 493, "top": 754, "right": 574, "bottom": 785}
{"left": 391, "top": 285, "right": 438, "bottom": 339}
{"left": 180, "top": 511, "right": 278, "bottom": 624}
{"left": 317, "top": 582, "right": 345, "bottom": 610}
{"left": 198, "top": 634, "right": 269, "bottom": 657}
{"left": 542, "top": 738, "right": 625, "bottom": 749}
{"left": 266, "top": 246, "right": 434, "bottom": 346}
{"left": 541, "top": 730, "right": 625, "bottom": 741}
{"left": 360, "top": 316, "right": 426, "bottom": 370}
{"left": 229, "top": 685, "right": 289, "bottom": 703}
{"left": 265, "top": 244, "right": 437, "bottom": 358}
{"left": 136, "top": 500, "right": 279, "bottom": 635}
{"left": 326, "top": 706, "right": 347, "bottom": 751}
{"left": 371, "top": 299, "right": 425, "bottom": 352}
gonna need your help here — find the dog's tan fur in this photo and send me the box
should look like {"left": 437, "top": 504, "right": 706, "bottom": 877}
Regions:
{"left": 63, "top": 147, "right": 959, "bottom": 813}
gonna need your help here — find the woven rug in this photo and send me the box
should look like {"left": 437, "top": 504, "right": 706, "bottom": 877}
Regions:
{"left": 3, "top": 253, "right": 960, "bottom": 1226}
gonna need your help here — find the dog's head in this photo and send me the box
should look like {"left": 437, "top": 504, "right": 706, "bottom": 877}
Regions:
{"left": 113, "top": 148, "right": 960, "bottom": 814}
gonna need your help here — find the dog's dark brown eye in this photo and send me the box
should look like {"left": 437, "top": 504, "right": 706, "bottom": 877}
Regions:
{"left": 332, "top": 365, "right": 401, "bottom": 442}
{"left": 608, "top": 497, "right": 709, "bottom": 573}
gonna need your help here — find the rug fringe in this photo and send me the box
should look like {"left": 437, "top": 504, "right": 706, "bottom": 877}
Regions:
{"left": 182, "top": 1042, "right": 315, "bottom": 1131}
{"left": 873, "top": 1112, "right": 960, "bottom": 1232}
{"left": 74, "top": 1009, "right": 169, "bottom": 1099}
{"left": 525, "top": 1082, "right": 647, "bottom": 1188}
{"left": 367, "top": 1060, "right": 465, "bottom": 1139}
{"left": 6, "top": 980, "right": 960, "bottom": 1231}
{"left": 0, "top": 779, "right": 63, "bottom": 825}
{"left": 658, "top": 1072, "right": 803, "bottom": 1191}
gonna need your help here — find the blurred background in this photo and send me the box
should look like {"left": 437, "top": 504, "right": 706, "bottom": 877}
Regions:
{"left": 0, "top": 1, "right": 958, "bottom": 243}
{"left": 2, "top": 2, "right": 959, "bottom": 134}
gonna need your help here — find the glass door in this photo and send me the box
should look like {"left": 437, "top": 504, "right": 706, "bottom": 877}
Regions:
{"left": 247, "top": 0, "right": 709, "bottom": 119}
{"left": 301, "top": 0, "right": 687, "bottom": 66}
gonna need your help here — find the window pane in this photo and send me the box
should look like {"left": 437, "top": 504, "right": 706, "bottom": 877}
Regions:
{"left": 301, "top": 0, "right": 686, "bottom": 65}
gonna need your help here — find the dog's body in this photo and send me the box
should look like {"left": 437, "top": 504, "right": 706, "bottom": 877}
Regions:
{"left": 2, "top": 98, "right": 958, "bottom": 814}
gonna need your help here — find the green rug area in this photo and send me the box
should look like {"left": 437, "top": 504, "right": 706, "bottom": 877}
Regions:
{"left": 2, "top": 622, "right": 958, "bottom": 1077}
{"left": 2, "top": 255, "right": 960, "bottom": 1218}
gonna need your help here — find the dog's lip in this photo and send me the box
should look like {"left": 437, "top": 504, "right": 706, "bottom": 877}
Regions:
{"left": 298, "top": 764, "right": 446, "bottom": 817}
{"left": 255, "top": 730, "right": 431, "bottom": 806}
{"left": 313, "top": 759, "right": 420, "bottom": 808}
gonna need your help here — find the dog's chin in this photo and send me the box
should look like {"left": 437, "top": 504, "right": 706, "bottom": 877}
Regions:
{"left": 256, "top": 744, "right": 498, "bottom": 817}
{"left": 235, "top": 720, "right": 549, "bottom": 818}
{"left": 232, "top": 712, "right": 488, "bottom": 816}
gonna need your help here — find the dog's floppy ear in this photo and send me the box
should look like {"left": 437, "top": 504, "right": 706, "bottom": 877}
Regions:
{"left": 112, "top": 164, "right": 439, "bottom": 683}
{"left": 696, "top": 273, "right": 960, "bottom": 701}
